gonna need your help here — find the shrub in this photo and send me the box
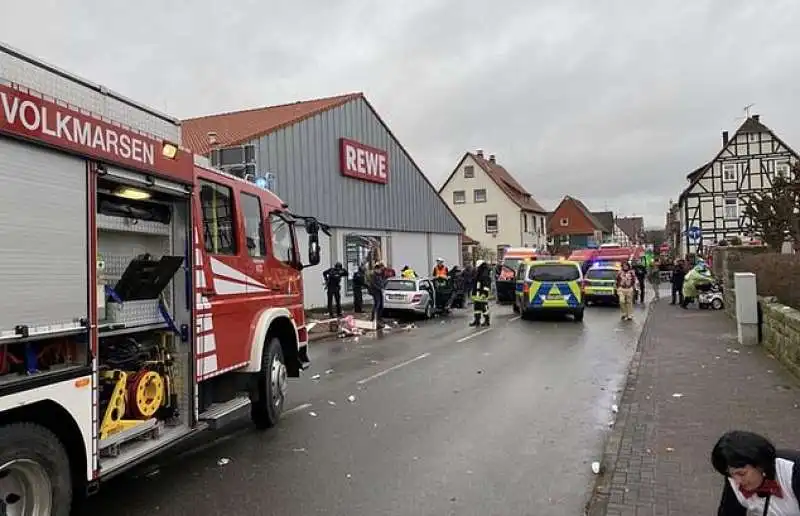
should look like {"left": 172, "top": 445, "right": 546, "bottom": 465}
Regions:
{"left": 733, "top": 253, "right": 800, "bottom": 309}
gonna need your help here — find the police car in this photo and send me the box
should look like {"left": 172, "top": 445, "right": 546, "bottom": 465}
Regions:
{"left": 514, "top": 259, "right": 585, "bottom": 322}
{"left": 583, "top": 261, "right": 621, "bottom": 305}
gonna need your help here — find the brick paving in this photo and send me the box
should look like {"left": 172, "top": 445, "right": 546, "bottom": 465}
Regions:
{"left": 589, "top": 298, "right": 800, "bottom": 516}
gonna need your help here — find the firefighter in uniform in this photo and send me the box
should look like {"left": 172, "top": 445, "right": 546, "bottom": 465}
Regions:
{"left": 470, "top": 260, "right": 492, "bottom": 327}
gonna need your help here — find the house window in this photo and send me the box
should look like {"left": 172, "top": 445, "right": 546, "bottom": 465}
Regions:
{"left": 474, "top": 189, "right": 487, "bottom": 203}
{"left": 240, "top": 192, "right": 266, "bottom": 257}
{"left": 560, "top": 218, "right": 569, "bottom": 227}
{"left": 560, "top": 235, "right": 569, "bottom": 245}
{"left": 776, "top": 162, "right": 791, "bottom": 178}
{"left": 464, "top": 165, "right": 475, "bottom": 178}
{"left": 453, "top": 190, "right": 466, "bottom": 204}
{"left": 722, "top": 163, "right": 737, "bottom": 182}
{"left": 523, "top": 214, "right": 529, "bottom": 233}
{"left": 199, "top": 180, "right": 237, "bottom": 255}
{"left": 485, "top": 214, "right": 499, "bottom": 233}
{"left": 540, "top": 217, "right": 545, "bottom": 233}
{"left": 724, "top": 197, "right": 738, "bottom": 220}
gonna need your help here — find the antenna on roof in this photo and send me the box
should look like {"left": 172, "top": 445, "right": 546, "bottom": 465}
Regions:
{"left": 735, "top": 103, "right": 755, "bottom": 122}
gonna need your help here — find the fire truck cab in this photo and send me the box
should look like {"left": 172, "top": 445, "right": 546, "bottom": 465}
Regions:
{"left": 0, "top": 43, "right": 324, "bottom": 514}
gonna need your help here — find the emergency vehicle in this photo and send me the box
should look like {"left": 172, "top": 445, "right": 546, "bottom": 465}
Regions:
{"left": 583, "top": 261, "right": 622, "bottom": 305}
{"left": 0, "top": 43, "right": 326, "bottom": 513}
{"left": 497, "top": 248, "right": 554, "bottom": 303}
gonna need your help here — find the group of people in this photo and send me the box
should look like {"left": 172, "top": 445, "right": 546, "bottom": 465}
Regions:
{"left": 668, "top": 257, "right": 716, "bottom": 309}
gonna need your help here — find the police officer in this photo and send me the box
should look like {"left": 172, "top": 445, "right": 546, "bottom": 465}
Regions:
{"left": 352, "top": 265, "right": 365, "bottom": 313}
{"left": 470, "top": 260, "right": 492, "bottom": 327}
{"left": 323, "top": 262, "right": 346, "bottom": 318}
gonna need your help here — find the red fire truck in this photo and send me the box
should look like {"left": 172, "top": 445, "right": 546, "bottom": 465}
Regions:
{"left": 0, "top": 43, "right": 325, "bottom": 513}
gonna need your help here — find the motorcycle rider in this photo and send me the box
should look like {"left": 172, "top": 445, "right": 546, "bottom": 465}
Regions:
{"left": 681, "top": 261, "right": 714, "bottom": 309}
{"left": 470, "top": 260, "right": 492, "bottom": 327}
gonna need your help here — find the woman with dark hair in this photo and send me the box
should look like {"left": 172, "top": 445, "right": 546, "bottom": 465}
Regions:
{"left": 712, "top": 430, "right": 800, "bottom": 515}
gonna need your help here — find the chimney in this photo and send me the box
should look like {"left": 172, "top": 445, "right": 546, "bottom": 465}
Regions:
{"left": 722, "top": 131, "right": 729, "bottom": 146}
{"left": 489, "top": 154, "right": 496, "bottom": 163}
{"left": 476, "top": 149, "right": 484, "bottom": 158}
{"left": 752, "top": 114, "right": 760, "bottom": 122}
{"left": 207, "top": 131, "right": 218, "bottom": 146}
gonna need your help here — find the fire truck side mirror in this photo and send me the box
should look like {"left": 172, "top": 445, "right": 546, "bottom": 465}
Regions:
{"left": 308, "top": 236, "right": 321, "bottom": 266}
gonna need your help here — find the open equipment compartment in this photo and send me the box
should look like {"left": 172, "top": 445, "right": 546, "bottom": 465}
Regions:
{"left": 0, "top": 137, "right": 93, "bottom": 393}
{"left": 95, "top": 171, "right": 194, "bottom": 473}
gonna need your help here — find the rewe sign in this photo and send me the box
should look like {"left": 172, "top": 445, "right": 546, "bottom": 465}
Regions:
{"left": 339, "top": 138, "right": 388, "bottom": 184}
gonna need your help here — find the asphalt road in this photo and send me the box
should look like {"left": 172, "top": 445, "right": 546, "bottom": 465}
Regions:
{"left": 82, "top": 300, "right": 648, "bottom": 516}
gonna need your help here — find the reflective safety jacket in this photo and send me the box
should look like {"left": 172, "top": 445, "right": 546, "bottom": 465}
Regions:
{"left": 433, "top": 265, "right": 449, "bottom": 278}
{"left": 402, "top": 268, "right": 416, "bottom": 279}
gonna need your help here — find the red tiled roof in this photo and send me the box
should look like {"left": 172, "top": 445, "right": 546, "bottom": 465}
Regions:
{"left": 462, "top": 234, "right": 479, "bottom": 245}
{"left": 468, "top": 153, "right": 547, "bottom": 213}
{"left": 182, "top": 93, "right": 363, "bottom": 155}
{"left": 615, "top": 216, "right": 644, "bottom": 241}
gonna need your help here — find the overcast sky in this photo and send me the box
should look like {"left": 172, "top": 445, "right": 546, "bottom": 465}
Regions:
{"left": 5, "top": 0, "right": 800, "bottom": 228}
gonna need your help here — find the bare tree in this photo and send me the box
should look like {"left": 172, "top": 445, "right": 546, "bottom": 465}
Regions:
{"left": 741, "top": 174, "right": 798, "bottom": 251}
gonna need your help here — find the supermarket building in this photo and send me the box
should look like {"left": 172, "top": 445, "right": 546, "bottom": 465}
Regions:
{"left": 182, "top": 94, "right": 464, "bottom": 309}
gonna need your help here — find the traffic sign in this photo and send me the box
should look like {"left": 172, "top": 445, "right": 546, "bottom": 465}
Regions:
{"left": 688, "top": 226, "right": 701, "bottom": 241}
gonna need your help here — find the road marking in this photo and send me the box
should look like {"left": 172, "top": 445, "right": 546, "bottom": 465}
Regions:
{"left": 509, "top": 316, "right": 521, "bottom": 322}
{"left": 356, "top": 353, "right": 431, "bottom": 385}
{"left": 456, "top": 328, "right": 492, "bottom": 342}
{"left": 284, "top": 403, "right": 312, "bottom": 415}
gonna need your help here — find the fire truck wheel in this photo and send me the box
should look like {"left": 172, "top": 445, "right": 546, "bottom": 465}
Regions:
{"left": 0, "top": 423, "right": 72, "bottom": 516}
{"left": 251, "top": 337, "right": 287, "bottom": 430}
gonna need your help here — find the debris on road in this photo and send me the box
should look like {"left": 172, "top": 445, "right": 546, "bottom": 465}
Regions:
{"left": 309, "top": 411, "right": 318, "bottom": 417}
{"left": 671, "top": 393, "right": 684, "bottom": 398}
{"left": 611, "top": 404, "right": 619, "bottom": 413}
{"left": 325, "top": 369, "right": 334, "bottom": 375}
{"left": 292, "top": 448, "right": 307, "bottom": 453}
{"left": 217, "top": 458, "right": 231, "bottom": 466}
{"left": 347, "top": 395, "right": 356, "bottom": 403}
{"left": 591, "top": 461, "right": 601, "bottom": 474}
{"left": 310, "top": 374, "right": 321, "bottom": 380}
{"left": 328, "top": 400, "right": 337, "bottom": 406}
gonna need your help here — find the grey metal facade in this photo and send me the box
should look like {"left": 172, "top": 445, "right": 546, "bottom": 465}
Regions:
{"left": 249, "top": 97, "right": 462, "bottom": 234}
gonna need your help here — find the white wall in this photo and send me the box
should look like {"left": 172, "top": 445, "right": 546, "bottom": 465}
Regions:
{"left": 440, "top": 155, "right": 521, "bottom": 249}
{"left": 390, "top": 231, "right": 429, "bottom": 276}
{"left": 430, "top": 234, "right": 461, "bottom": 270}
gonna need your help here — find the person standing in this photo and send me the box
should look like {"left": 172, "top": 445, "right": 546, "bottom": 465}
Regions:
{"left": 470, "top": 260, "right": 492, "bottom": 327}
{"left": 616, "top": 262, "right": 637, "bottom": 321}
{"left": 432, "top": 258, "right": 448, "bottom": 278}
{"left": 633, "top": 259, "right": 647, "bottom": 304}
{"left": 647, "top": 258, "right": 661, "bottom": 301}
{"left": 322, "top": 262, "right": 346, "bottom": 318}
{"left": 670, "top": 259, "right": 686, "bottom": 305}
{"left": 352, "top": 265, "right": 365, "bottom": 313}
{"left": 712, "top": 430, "right": 800, "bottom": 515}
{"left": 368, "top": 262, "right": 387, "bottom": 328}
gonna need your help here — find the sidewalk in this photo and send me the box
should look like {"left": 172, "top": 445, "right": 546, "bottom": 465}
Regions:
{"left": 589, "top": 298, "right": 800, "bottom": 515}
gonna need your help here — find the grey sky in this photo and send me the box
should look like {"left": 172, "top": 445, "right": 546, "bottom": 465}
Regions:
{"left": 5, "top": 0, "right": 800, "bottom": 229}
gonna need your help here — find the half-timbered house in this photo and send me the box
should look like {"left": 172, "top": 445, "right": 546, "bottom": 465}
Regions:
{"left": 677, "top": 115, "right": 798, "bottom": 256}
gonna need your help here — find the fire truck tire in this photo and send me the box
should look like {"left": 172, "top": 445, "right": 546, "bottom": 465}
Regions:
{"left": 0, "top": 423, "right": 72, "bottom": 516}
{"left": 251, "top": 337, "right": 287, "bottom": 430}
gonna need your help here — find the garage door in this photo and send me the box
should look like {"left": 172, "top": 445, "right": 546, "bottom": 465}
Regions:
{"left": 0, "top": 138, "right": 88, "bottom": 336}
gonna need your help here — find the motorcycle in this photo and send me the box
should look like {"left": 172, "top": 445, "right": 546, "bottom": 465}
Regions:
{"left": 697, "top": 281, "right": 724, "bottom": 310}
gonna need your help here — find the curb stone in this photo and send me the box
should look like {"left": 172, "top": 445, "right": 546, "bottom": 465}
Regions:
{"left": 584, "top": 300, "right": 655, "bottom": 516}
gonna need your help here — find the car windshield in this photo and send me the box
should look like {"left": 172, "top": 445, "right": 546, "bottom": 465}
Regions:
{"left": 385, "top": 280, "right": 418, "bottom": 292}
{"left": 529, "top": 264, "right": 580, "bottom": 282}
{"left": 587, "top": 269, "right": 618, "bottom": 280}
{"left": 502, "top": 258, "right": 524, "bottom": 272}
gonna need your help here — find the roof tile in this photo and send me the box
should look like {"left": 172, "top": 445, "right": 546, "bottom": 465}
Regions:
{"left": 182, "top": 93, "right": 363, "bottom": 155}
{"left": 468, "top": 153, "right": 546, "bottom": 213}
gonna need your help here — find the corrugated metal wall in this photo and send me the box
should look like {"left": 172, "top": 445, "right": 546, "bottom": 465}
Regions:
{"left": 252, "top": 97, "right": 462, "bottom": 234}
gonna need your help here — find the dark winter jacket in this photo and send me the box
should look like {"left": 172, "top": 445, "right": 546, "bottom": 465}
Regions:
{"left": 472, "top": 264, "right": 492, "bottom": 296}
{"left": 323, "top": 266, "right": 346, "bottom": 290}
{"left": 671, "top": 264, "right": 686, "bottom": 286}
{"left": 367, "top": 268, "right": 386, "bottom": 295}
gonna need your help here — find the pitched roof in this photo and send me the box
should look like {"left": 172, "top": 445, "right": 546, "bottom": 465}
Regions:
{"left": 182, "top": 93, "right": 362, "bottom": 155}
{"left": 615, "top": 216, "right": 644, "bottom": 241}
{"left": 462, "top": 234, "right": 479, "bottom": 245}
{"left": 439, "top": 152, "right": 546, "bottom": 213}
{"left": 680, "top": 115, "right": 799, "bottom": 200}
{"left": 591, "top": 211, "right": 615, "bottom": 233}
{"left": 549, "top": 196, "right": 608, "bottom": 232}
